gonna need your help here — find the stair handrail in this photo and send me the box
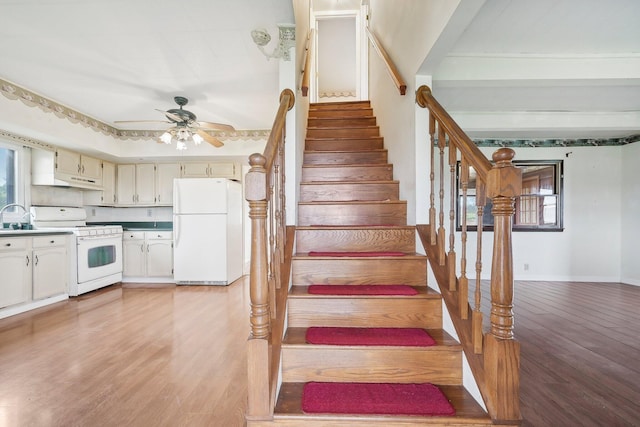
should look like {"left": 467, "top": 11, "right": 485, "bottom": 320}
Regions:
{"left": 416, "top": 85, "right": 522, "bottom": 425}
{"left": 245, "top": 88, "right": 295, "bottom": 422}
{"left": 301, "top": 29, "right": 313, "bottom": 97}
{"left": 366, "top": 27, "right": 407, "bottom": 95}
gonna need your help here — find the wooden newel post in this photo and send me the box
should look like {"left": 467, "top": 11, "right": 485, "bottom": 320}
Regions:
{"left": 246, "top": 153, "right": 270, "bottom": 339}
{"left": 245, "top": 153, "right": 271, "bottom": 420}
{"left": 484, "top": 147, "right": 521, "bottom": 423}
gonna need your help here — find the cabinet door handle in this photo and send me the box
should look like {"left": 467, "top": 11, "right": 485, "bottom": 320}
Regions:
{"left": 77, "top": 164, "right": 81, "bottom": 173}
{"left": 35, "top": 255, "right": 39, "bottom": 266}
{"left": 4, "top": 243, "right": 10, "bottom": 247}
{"left": 26, "top": 255, "right": 30, "bottom": 266}
{"left": 82, "top": 165, "right": 85, "bottom": 174}
{"left": 140, "top": 244, "right": 144, "bottom": 253}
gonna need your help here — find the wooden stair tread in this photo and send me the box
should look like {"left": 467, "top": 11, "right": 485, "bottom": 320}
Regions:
{"left": 300, "top": 180, "right": 399, "bottom": 185}
{"left": 298, "top": 200, "right": 406, "bottom": 206}
{"left": 289, "top": 285, "right": 440, "bottom": 299}
{"left": 305, "top": 136, "right": 383, "bottom": 142}
{"left": 304, "top": 149, "right": 387, "bottom": 154}
{"left": 283, "top": 327, "right": 460, "bottom": 347}
{"left": 274, "top": 383, "right": 491, "bottom": 424}
{"left": 293, "top": 252, "right": 425, "bottom": 259}
{"left": 302, "top": 163, "right": 392, "bottom": 169}
{"left": 296, "top": 225, "right": 414, "bottom": 230}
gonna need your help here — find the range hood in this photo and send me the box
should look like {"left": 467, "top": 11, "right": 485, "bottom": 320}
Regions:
{"left": 31, "top": 149, "right": 103, "bottom": 190}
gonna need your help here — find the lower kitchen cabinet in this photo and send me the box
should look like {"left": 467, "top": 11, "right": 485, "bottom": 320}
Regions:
{"left": 0, "top": 237, "right": 30, "bottom": 308}
{"left": 123, "top": 231, "right": 173, "bottom": 281}
{"left": 0, "top": 234, "right": 69, "bottom": 318}
{"left": 32, "top": 236, "right": 67, "bottom": 300}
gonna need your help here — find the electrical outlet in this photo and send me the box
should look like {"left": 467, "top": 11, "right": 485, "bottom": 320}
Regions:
{"left": 147, "top": 209, "right": 152, "bottom": 217}
{"left": 524, "top": 263, "right": 529, "bottom": 271}
{"left": 91, "top": 208, "right": 96, "bottom": 216}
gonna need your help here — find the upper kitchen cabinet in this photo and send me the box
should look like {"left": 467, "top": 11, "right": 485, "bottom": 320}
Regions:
{"left": 116, "top": 164, "right": 156, "bottom": 206}
{"left": 32, "top": 148, "right": 103, "bottom": 190}
{"left": 156, "top": 163, "right": 181, "bottom": 206}
{"left": 84, "top": 161, "right": 116, "bottom": 206}
{"left": 180, "top": 162, "right": 240, "bottom": 180}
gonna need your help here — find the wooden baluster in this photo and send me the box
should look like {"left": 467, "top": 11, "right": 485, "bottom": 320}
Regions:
{"left": 448, "top": 144, "right": 458, "bottom": 290}
{"left": 484, "top": 147, "right": 522, "bottom": 422}
{"left": 437, "top": 125, "right": 446, "bottom": 265}
{"left": 459, "top": 158, "right": 470, "bottom": 319}
{"left": 429, "top": 114, "right": 437, "bottom": 245}
{"left": 473, "top": 179, "right": 486, "bottom": 353}
{"left": 245, "top": 153, "right": 270, "bottom": 419}
{"left": 268, "top": 168, "right": 277, "bottom": 319}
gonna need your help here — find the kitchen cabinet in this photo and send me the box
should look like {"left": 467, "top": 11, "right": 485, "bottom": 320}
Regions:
{"left": 123, "top": 232, "right": 146, "bottom": 277}
{"left": 123, "top": 231, "right": 173, "bottom": 280}
{"left": 117, "top": 164, "right": 156, "bottom": 205}
{"left": 84, "top": 161, "right": 116, "bottom": 206}
{"left": 0, "top": 237, "right": 30, "bottom": 308}
{"left": 156, "top": 163, "right": 181, "bottom": 206}
{"left": 146, "top": 232, "right": 173, "bottom": 277}
{"left": 32, "top": 236, "right": 67, "bottom": 300}
{"left": 180, "top": 162, "right": 240, "bottom": 180}
{"left": 0, "top": 235, "right": 68, "bottom": 312}
{"left": 32, "top": 148, "right": 102, "bottom": 190}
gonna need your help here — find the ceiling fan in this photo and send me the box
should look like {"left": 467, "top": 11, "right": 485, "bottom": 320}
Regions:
{"left": 115, "top": 96, "right": 235, "bottom": 149}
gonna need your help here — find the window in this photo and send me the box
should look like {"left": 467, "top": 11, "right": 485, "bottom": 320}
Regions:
{"left": 457, "top": 160, "right": 564, "bottom": 232}
{"left": 0, "top": 145, "right": 17, "bottom": 207}
{"left": 0, "top": 141, "right": 26, "bottom": 226}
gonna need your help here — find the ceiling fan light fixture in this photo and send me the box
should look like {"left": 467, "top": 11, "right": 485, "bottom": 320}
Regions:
{"left": 192, "top": 133, "right": 204, "bottom": 145}
{"left": 176, "top": 140, "right": 187, "bottom": 151}
{"left": 160, "top": 131, "right": 173, "bottom": 144}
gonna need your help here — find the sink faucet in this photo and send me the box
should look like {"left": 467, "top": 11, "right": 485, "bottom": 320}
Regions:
{"left": 0, "top": 203, "right": 29, "bottom": 229}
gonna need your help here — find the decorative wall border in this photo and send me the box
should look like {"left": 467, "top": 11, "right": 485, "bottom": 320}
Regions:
{"left": 319, "top": 90, "right": 357, "bottom": 98}
{"left": 0, "top": 78, "right": 269, "bottom": 141}
{"left": 472, "top": 135, "right": 640, "bottom": 148}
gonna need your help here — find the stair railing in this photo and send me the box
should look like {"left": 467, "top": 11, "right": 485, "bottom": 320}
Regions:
{"left": 416, "top": 85, "right": 521, "bottom": 424}
{"left": 245, "top": 88, "right": 295, "bottom": 421}
{"left": 366, "top": 27, "right": 407, "bottom": 95}
{"left": 301, "top": 29, "right": 313, "bottom": 97}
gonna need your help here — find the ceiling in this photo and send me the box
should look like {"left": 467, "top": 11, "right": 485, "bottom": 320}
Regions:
{"left": 0, "top": 0, "right": 294, "bottom": 134}
{"left": 0, "top": 0, "right": 638, "bottom": 147}
{"left": 423, "top": 0, "right": 640, "bottom": 140}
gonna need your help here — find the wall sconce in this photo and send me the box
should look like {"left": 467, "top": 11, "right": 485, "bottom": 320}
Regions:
{"left": 251, "top": 24, "right": 296, "bottom": 61}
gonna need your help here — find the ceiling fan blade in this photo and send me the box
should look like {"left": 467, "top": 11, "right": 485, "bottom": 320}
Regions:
{"left": 156, "top": 109, "right": 184, "bottom": 123}
{"left": 195, "top": 129, "right": 224, "bottom": 148}
{"left": 197, "top": 121, "right": 235, "bottom": 132}
{"left": 114, "top": 120, "right": 172, "bottom": 124}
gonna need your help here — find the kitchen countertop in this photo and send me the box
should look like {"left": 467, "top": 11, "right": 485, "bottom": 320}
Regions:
{"left": 88, "top": 221, "right": 172, "bottom": 231}
{"left": 0, "top": 229, "right": 73, "bottom": 237}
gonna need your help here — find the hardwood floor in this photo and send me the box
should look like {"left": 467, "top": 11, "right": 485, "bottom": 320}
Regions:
{"left": 0, "top": 279, "right": 251, "bottom": 427}
{"left": 0, "top": 278, "right": 639, "bottom": 426}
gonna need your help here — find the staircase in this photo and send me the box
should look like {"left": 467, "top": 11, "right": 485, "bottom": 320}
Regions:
{"left": 270, "top": 101, "right": 492, "bottom": 425}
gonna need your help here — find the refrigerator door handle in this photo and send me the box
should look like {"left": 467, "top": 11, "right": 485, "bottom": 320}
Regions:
{"left": 174, "top": 216, "right": 180, "bottom": 247}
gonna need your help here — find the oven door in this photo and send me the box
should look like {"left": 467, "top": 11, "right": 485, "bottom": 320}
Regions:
{"left": 76, "top": 235, "right": 123, "bottom": 284}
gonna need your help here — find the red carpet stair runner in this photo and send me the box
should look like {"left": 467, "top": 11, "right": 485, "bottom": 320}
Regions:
{"left": 273, "top": 101, "right": 491, "bottom": 425}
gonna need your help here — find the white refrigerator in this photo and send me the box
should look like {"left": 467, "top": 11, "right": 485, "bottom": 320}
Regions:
{"left": 173, "top": 178, "right": 243, "bottom": 285}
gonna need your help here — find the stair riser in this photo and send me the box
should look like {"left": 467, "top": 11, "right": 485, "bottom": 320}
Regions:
{"left": 298, "top": 202, "right": 407, "bottom": 226}
{"left": 310, "top": 101, "right": 370, "bottom": 110}
{"left": 303, "top": 150, "right": 388, "bottom": 165}
{"left": 305, "top": 138, "right": 384, "bottom": 151}
{"left": 288, "top": 298, "right": 441, "bottom": 328}
{"left": 307, "top": 127, "right": 379, "bottom": 139}
{"left": 308, "top": 108, "right": 373, "bottom": 118}
{"left": 256, "top": 419, "right": 494, "bottom": 427}
{"left": 292, "top": 258, "right": 426, "bottom": 285}
{"left": 302, "top": 165, "right": 393, "bottom": 182}
{"left": 282, "top": 347, "right": 462, "bottom": 384}
{"left": 295, "top": 227, "right": 415, "bottom": 253}
{"left": 307, "top": 117, "right": 377, "bottom": 128}
{"left": 300, "top": 182, "right": 399, "bottom": 202}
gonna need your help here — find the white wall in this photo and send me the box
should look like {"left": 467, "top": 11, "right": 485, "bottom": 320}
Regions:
{"left": 452, "top": 146, "right": 625, "bottom": 282}
{"left": 621, "top": 142, "right": 640, "bottom": 285}
{"left": 367, "top": 0, "right": 462, "bottom": 224}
